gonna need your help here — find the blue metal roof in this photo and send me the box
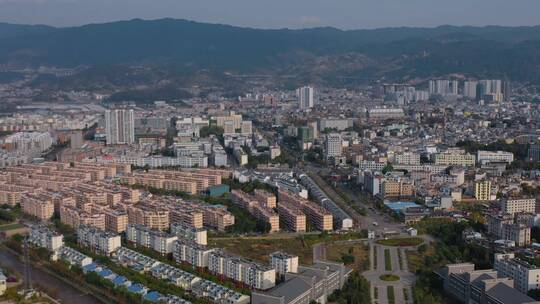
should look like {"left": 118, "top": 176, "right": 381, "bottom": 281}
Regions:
{"left": 128, "top": 283, "right": 146, "bottom": 294}
{"left": 384, "top": 201, "right": 420, "bottom": 213}
{"left": 144, "top": 291, "right": 162, "bottom": 302}
{"left": 82, "top": 263, "right": 98, "bottom": 273}
{"left": 112, "top": 275, "right": 128, "bottom": 286}
{"left": 98, "top": 269, "right": 113, "bottom": 278}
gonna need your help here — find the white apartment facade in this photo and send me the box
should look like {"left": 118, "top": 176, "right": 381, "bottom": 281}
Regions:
{"left": 394, "top": 152, "right": 421, "bottom": 165}
{"left": 29, "top": 225, "right": 64, "bottom": 252}
{"left": 270, "top": 251, "right": 299, "bottom": 275}
{"left": 173, "top": 240, "right": 215, "bottom": 268}
{"left": 77, "top": 225, "right": 121, "bottom": 255}
{"left": 434, "top": 149, "right": 475, "bottom": 166}
{"left": 209, "top": 250, "right": 276, "bottom": 290}
{"left": 126, "top": 224, "right": 177, "bottom": 254}
{"left": 501, "top": 198, "right": 536, "bottom": 215}
{"left": 171, "top": 222, "right": 207, "bottom": 245}
{"left": 477, "top": 150, "right": 514, "bottom": 164}
{"left": 325, "top": 133, "right": 342, "bottom": 158}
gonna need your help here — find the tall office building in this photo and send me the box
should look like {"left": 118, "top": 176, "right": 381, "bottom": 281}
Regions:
{"left": 105, "top": 109, "right": 135, "bottom": 145}
{"left": 298, "top": 86, "right": 314, "bottom": 110}
{"left": 463, "top": 81, "right": 478, "bottom": 99}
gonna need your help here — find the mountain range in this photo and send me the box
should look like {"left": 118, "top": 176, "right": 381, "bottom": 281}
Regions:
{"left": 1, "top": 19, "right": 540, "bottom": 85}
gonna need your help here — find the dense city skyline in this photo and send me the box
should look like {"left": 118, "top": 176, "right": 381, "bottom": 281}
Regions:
{"left": 0, "top": 0, "right": 539, "bottom": 29}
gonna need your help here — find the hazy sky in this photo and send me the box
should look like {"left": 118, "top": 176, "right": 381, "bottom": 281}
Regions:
{"left": 1, "top": 0, "right": 539, "bottom": 29}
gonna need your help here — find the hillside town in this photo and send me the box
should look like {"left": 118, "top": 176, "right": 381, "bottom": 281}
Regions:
{"left": 2, "top": 57, "right": 540, "bottom": 304}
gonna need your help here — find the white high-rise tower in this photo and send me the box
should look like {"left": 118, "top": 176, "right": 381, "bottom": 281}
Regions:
{"left": 463, "top": 81, "right": 478, "bottom": 99}
{"left": 298, "top": 86, "right": 314, "bottom": 110}
{"left": 105, "top": 109, "right": 135, "bottom": 145}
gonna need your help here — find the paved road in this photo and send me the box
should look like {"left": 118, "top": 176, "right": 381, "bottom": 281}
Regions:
{"left": 297, "top": 162, "right": 418, "bottom": 303}
{"left": 363, "top": 241, "right": 416, "bottom": 304}
{"left": 336, "top": 182, "right": 407, "bottom": 234}
{"left": 0, "top": 248, "right": 101, "bottom": 304}
{"left": 303, "top": 165, "right": 409, "bottom": 235}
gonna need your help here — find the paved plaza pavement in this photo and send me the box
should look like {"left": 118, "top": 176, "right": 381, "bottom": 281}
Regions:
{"left": 362, "top": 241, "right": 416, "bottom": 304}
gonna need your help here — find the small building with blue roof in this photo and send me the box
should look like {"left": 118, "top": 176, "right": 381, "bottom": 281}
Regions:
{"left": 98, "top": 268, "right": 116, "bottom": 281}
{"left": 128, "top": 283, "right": 148, "bottom": 295}
{"left": 112, "top": 275, "right": 131, "bottom": 288}
{"left": 82, "top": 263, "right": 100, "bottom": 274}
{"left": 144, "top": 291, "right": 163, "bottom": 303}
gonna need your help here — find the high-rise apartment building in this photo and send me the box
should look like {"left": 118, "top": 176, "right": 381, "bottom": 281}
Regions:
{"left": 478, "top": 79, "right": 503, "bottom": 102}
{"left": 429, "top": 80, "right": 458, "bottom": 96}
{"left": 503, "top": 79, "right": 512, "bottom": 101}
{"left": 3, "top": 132, "right": 54, "bottom": 153}
{"left": 105, "top": 109, "right": 135, "bottom": 145}
{"left": 463, "top": 81, "right": 478, "bottom": 99}
{"left": 298, "top": 86, "right": 314, "bottom": 110}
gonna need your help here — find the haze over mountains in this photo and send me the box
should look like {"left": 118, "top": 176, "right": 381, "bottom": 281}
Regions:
{"left": 1, "top": 18, "right": 540, "bottom": 84}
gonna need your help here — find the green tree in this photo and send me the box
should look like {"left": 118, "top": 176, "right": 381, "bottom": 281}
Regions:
{"left": 382, "top": 164, "right": 394, "bottom": 174}
{"left": 528, "top": 289, "right": 540, "bottom": 300}
{"left": 200, "top": 126, "right": 224, "bottom": 138}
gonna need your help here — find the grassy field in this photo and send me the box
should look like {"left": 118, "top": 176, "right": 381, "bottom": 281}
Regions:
{"left": 380, "top": 274, "right": 400, "bottom": 281}
{"left": 397, "top": 249, "right": 403, "bottom": 270}
{"left": 376, "top": 237, "right": 423, "bottom": 247}
{"left": 403, "top": 288, "right": 409, "bottom": 302}
{"left": 325, "top": 242, "right": 368, "bottom": 271}
{"left": 384, "top": 249, "right": 392, "bottom": 271}
{"left": 373, "top": 246, "right": 378, "bottom": 269}
{"left": 209, "top": 232, "right": 365, "bottom": 265}
{"left": 210, "top": 237, "right": 312, "bottom": 263}
{"left": 0, "top": 223, "right": 25, "bottom": 231}
{"left": 387, "top": 286, "right": 395, "bottom": 304}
